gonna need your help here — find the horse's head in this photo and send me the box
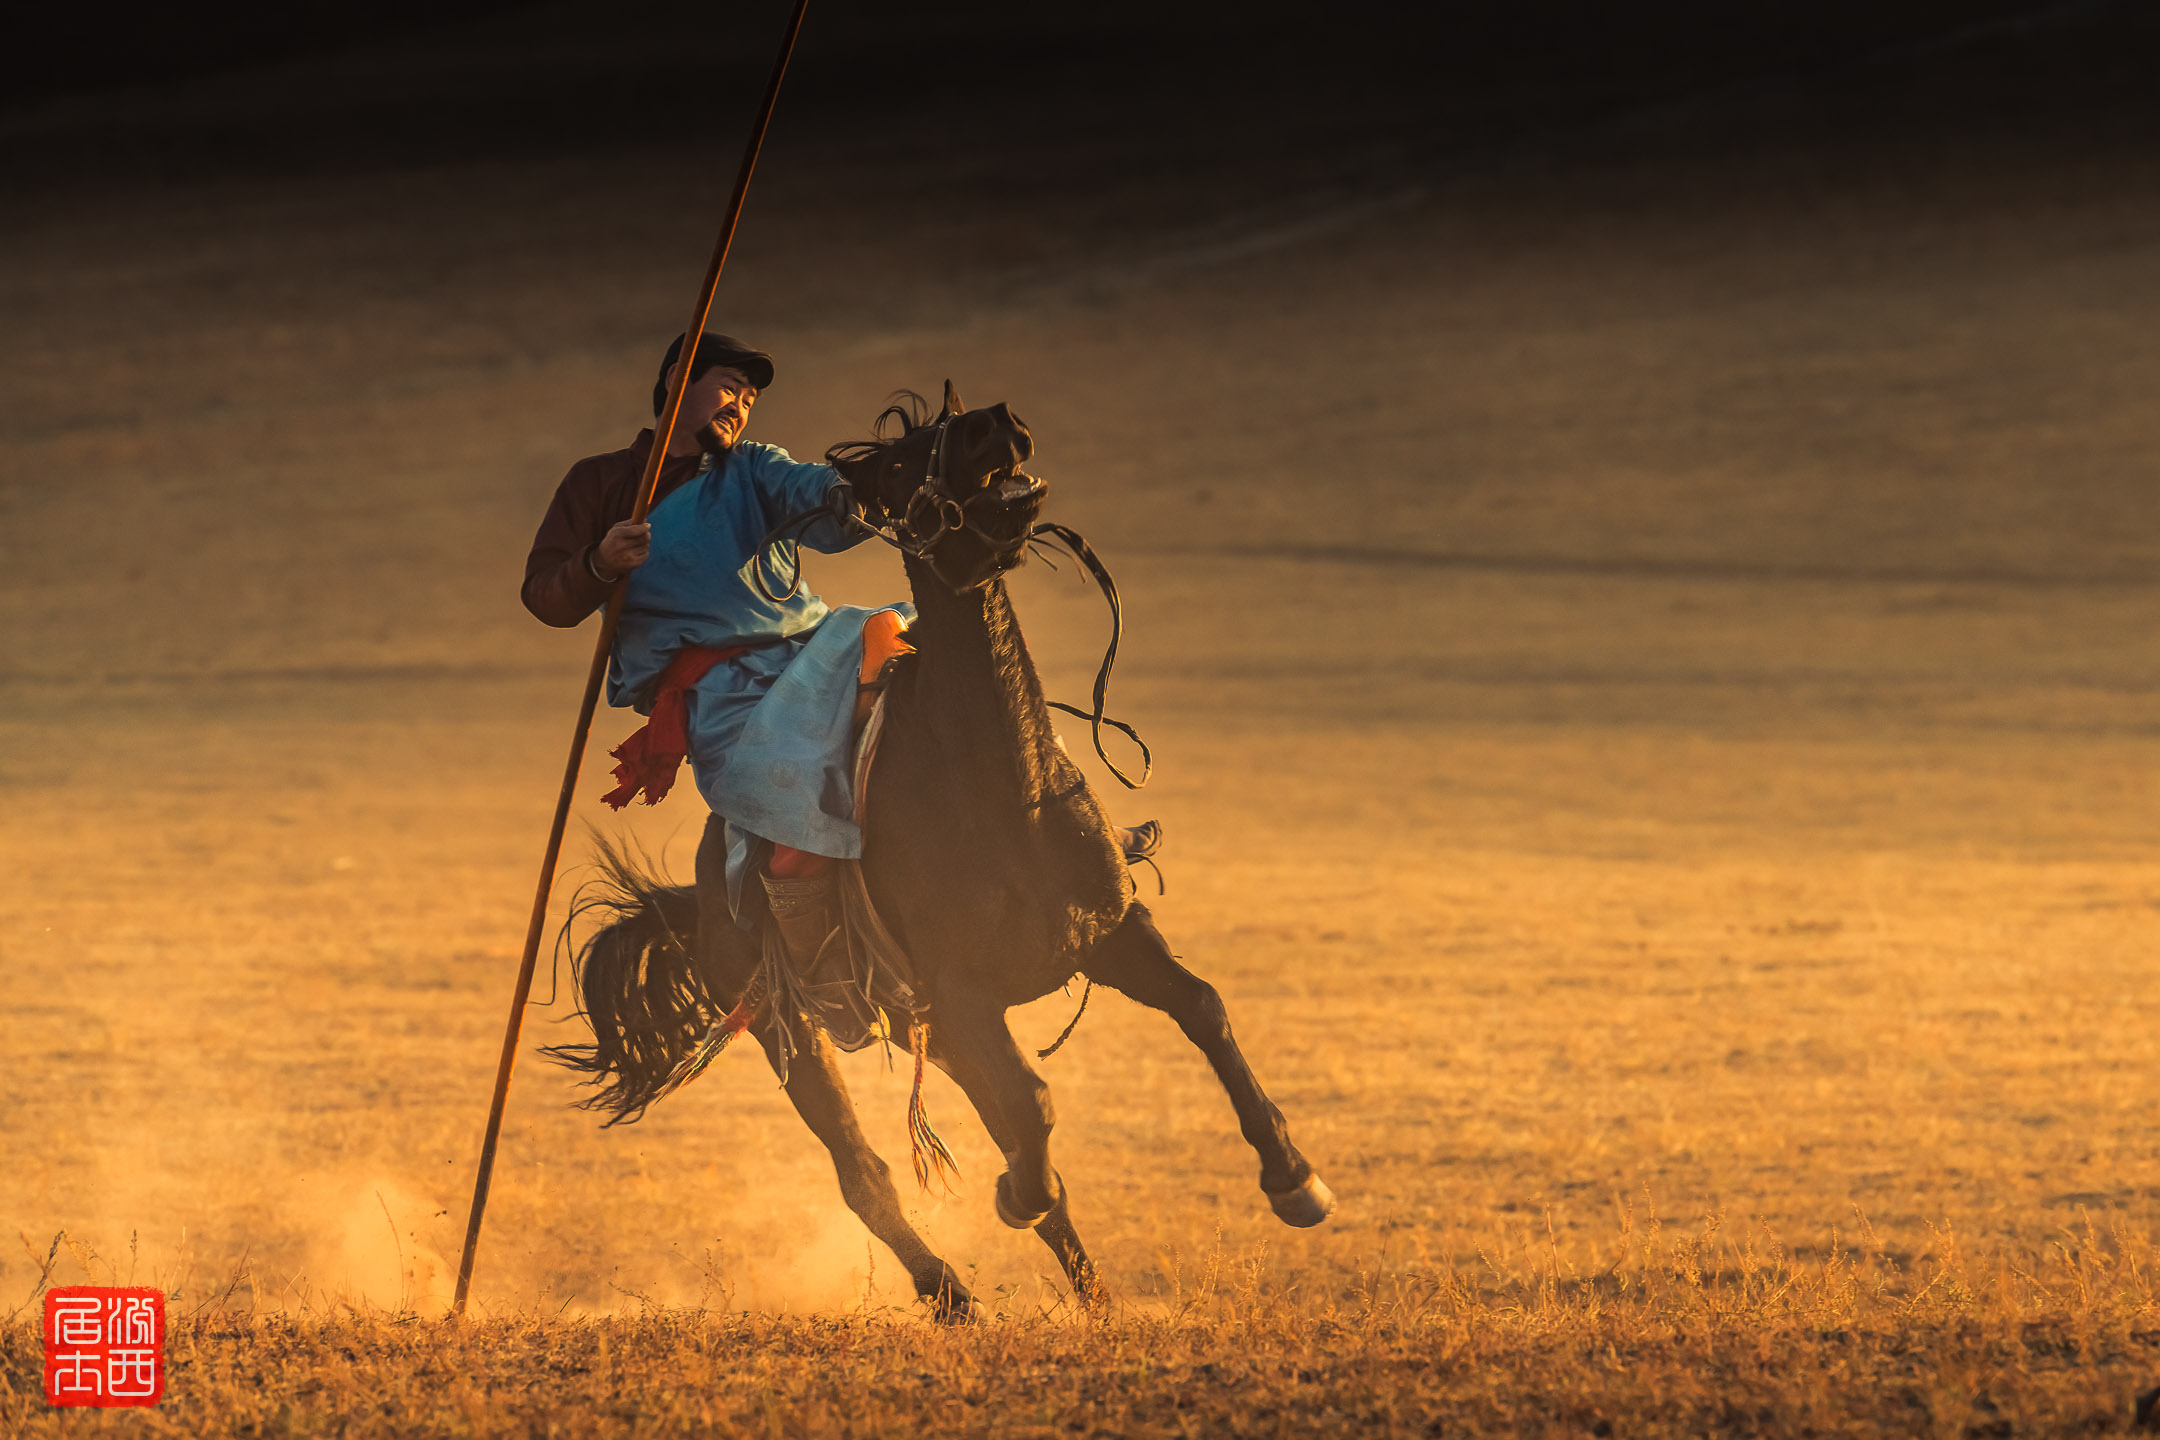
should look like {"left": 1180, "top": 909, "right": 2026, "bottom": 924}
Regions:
{"left": 828, "top": 381, "right": 1048, "bottom": 593}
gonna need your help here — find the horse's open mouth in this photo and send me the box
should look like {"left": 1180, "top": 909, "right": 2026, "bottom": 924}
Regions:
{"left": 978, "top": 471, "right": 1048, "bottom": 546}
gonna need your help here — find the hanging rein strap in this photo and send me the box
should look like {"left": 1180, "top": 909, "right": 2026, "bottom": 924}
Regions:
{"left": 747, "top": 499, "right": 839, "bottom": 604}
{"left": 1026, "top": 521, "right": 1150, "bottom": 789}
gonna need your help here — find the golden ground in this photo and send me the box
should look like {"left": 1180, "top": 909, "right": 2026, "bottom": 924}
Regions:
{"left": 4, "top": 26, "right": 2160, "bottom": 1434}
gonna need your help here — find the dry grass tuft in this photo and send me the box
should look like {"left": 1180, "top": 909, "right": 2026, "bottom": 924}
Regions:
{"left": 6, "top": 1211, "right": 2158, "bottom": 1436}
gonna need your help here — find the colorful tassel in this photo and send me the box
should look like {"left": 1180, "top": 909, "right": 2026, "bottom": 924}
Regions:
{"left": 653, "top": 975, "right": 766, "bottom": 1102}
{"left": 908, "top": 1020, "right": 960, "bottom": 1192}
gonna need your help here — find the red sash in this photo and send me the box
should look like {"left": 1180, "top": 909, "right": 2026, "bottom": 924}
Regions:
{"left": 600, "top": 644, "right": 749, "bottom": 809}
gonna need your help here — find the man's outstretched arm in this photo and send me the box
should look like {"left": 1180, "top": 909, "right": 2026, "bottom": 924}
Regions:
{"left": 749, "top": 446, "right": 869, "bottom": 555}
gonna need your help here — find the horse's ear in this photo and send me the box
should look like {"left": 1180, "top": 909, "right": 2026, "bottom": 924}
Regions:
{"left": 941, "top": 379, "right": 965, "bottom": 416}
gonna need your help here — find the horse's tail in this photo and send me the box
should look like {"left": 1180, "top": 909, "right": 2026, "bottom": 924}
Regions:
{"left": 540, "top": 835, "right": 727, "bottom": 1126}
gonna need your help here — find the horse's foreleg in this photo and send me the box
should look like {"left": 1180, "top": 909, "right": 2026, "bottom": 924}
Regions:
{"left": 1083, "top": 902, "right": 1336, "bottom": 1227}
{"left": 930, "top": 992, "right": 1063, "bottom": 1232}
{"left": 921, "top": 1027, "right": 1104, "bottom": 1307}
{"left": 755, "top": 1024, "right": 977, "bottom": 1321}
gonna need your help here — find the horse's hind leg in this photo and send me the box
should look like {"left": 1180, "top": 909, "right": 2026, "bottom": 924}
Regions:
{"left": 1083, "top": 902, "right": 1336, "bottom": 1227}
{"left": 755, "top": 1023, "right": 978, "bottom": 1321}
{"left": 920, "top": 1027, "right": 1104, "bottom": 1307}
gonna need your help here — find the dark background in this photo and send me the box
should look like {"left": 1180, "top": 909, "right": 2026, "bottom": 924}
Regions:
{"left": 11, "top": 2, "right": 2152, "bottom": 189}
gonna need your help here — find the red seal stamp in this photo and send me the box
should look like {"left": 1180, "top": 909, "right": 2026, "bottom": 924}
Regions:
{"left": 42, "top": 1286, "right": 165, "bottom": 1407}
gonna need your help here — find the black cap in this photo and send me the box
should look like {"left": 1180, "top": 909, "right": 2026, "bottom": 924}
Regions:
{"left": 653, "top": 331, "right": 775, "bottom": 415}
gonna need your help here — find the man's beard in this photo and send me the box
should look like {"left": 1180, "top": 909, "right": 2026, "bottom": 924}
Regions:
{"left": 697, "top": 420, "right": 736, "bottom": 453}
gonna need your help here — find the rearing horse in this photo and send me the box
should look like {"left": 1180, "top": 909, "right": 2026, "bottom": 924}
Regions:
{"left": 551, "top": 384, "right": 1334, "bottom": 1317}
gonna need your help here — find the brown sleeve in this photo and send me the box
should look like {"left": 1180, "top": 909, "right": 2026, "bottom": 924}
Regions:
{"left": 521, "top": 454, "right": 633, "bottom": 628}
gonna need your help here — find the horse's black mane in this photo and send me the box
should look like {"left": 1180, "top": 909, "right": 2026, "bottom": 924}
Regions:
{"left": 824, "top": 390, "right": 934, "bottom": 471}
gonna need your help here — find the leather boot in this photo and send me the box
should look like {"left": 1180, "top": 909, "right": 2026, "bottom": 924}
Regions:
{"left": 761, "top": 870, "right": 836, "bottom": 972}
{"left": 761, "top": 870, "right": 883, "bottom": 1049}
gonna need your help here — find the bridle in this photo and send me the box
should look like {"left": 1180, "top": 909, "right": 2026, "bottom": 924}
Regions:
{"left": 888, "top": 413, "right": 1049, "bottom": 591}
{"left": 750, "top": 413, "right": 1152, "bottom": 789}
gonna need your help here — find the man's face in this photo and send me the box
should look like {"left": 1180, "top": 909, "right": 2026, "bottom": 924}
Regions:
{"left": 669, "top": 362, "right": 759, "bottom": 448}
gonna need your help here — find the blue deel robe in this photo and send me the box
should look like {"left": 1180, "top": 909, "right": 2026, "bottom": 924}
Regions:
{"left": 603, "top": 441, "right": 910, "bottom": 926}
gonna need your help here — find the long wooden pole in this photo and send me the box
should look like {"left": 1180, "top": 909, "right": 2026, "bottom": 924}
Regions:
{"left": 451, "top": 0, "right": 814, "bottom": 1317}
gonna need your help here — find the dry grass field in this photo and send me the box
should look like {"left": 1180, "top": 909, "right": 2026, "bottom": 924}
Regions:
{"left": 5, "top": 4, "right": 2160, "bottom": 1434}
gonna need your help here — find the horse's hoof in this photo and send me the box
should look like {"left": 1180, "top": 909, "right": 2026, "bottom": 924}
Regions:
{"left": 994, "top": 1171, "right": 1052, "bottom": 1230}
{"left": 1071, "top": 1270, "right": 1113, "bottom": 1312}
{"left": 1265, "top": 1173, "right": 1337, "bottom": 1228}
{"left": 925, "top": 1279, "right": 980, "bottom": 1324}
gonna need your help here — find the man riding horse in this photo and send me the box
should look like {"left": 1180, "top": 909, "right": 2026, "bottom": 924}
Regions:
{"left": 522, "top": 332, "right": 1156, "bottom": 1034}
{"left": 534, "top": 340, "right": 1332, "bottom": 1316}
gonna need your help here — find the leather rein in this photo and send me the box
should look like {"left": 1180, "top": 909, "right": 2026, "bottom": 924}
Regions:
{"left": 751, "top": 415, "right": 1152, "bottom": 789}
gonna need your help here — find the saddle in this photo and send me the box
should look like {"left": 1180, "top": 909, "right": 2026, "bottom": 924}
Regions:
{"left": 852, "top": 608, "right": 912, "bottom": 730}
